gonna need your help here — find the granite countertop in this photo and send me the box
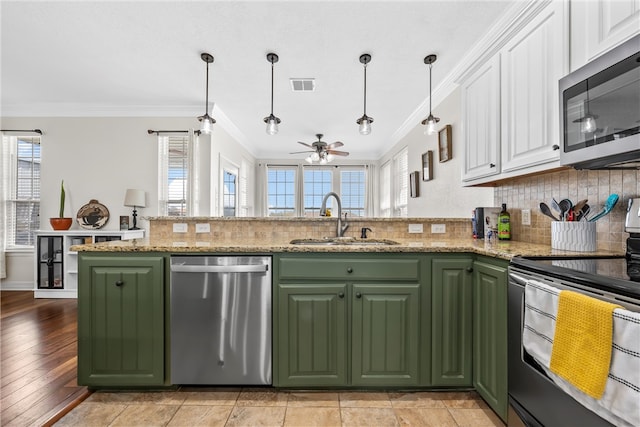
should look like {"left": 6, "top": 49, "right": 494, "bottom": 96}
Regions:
{"left": 71, "top": 237, "right": 624, "bottom": 261}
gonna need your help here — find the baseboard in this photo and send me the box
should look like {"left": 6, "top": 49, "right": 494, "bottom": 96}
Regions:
{"left": 0, "top": 281, "right": 33, "bottom": 291}
{"left": 34, "top": 289, "right": 77, "bottom": 299}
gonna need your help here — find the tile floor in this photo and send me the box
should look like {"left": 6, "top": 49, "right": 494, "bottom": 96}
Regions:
{"left": 55, "top": 388, "right": 505, "bottom": 426}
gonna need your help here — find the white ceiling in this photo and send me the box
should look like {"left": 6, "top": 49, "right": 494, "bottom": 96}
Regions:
{"left": 1, "top": 1, "right": 513, "bottom": 159}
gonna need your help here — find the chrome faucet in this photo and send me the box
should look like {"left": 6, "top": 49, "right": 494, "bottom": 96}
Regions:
{"left": 320, "top": 192, "right": 349, "bottom": 237}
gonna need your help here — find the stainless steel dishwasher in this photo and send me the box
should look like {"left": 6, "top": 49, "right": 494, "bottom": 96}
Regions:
{"left": 170, "top": 255, "right": 271, "bottom": 385}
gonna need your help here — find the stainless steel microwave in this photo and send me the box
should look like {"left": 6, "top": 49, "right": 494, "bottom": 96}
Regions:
{"left": 559, "top": 34, "right": 640, "bottom": 169}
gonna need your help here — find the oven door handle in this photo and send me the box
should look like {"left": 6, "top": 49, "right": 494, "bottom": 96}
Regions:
{"left": 509, "top": 272, "right": 529, "bottom": 286}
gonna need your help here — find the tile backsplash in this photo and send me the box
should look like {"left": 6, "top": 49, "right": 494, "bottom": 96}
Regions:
{"left": 494, "top": 169, "right": 639, "bottom": 251}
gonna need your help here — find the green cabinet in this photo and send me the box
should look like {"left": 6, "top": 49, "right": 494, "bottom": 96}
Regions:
{"left": 431, "top": 257, "right": 474, "bottom": 386}
{"left": 276, "top": 284, "right": 348, "bottom": 386}
{"left": 274, "top": 253, "right": 426, "bottom": 387}
{"left": 352, "top": 283, "right": 420, "bottom": 386}
{"left": 473, "top": 257, "right": 508, "bottom": 421}
{"left": 77, "top": 254, "right": 165, "bottom": 386}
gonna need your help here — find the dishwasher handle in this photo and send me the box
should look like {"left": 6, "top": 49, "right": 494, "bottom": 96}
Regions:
{"left": 170, "top": 263, "right": 269, "bottom": 274}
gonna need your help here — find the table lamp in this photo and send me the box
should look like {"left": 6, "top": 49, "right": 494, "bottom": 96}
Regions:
{"left": 124, "top": 189, "right": 146, "bottom": 230}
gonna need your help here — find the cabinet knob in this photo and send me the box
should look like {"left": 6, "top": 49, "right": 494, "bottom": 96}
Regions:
{"left": 115, "top": 280, "right": 124, "bottom": 287}
{"left": 466, "top": 267, "right": 474, "bottom": 273}
{"left": 552, "top": 144, "right": 560, "bottom": 151}
{"left": 347, "top": 267, "right": 353, "bottom": 274}
{"left": 355, "top": 292, "right": 362, "bottom": 299}
{"left": 489, "top": 163, "right": 496, "bottom": 168}
{"left": 338, "top": 292, "right": 345, "bottom": 299}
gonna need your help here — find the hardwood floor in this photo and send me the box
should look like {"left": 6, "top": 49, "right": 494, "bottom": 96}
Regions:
{"left": 1, "top": 291, "right": 88, "bottom": 427}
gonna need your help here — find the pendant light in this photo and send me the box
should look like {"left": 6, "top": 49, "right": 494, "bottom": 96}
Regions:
{"left": 264, "top": 53, "right": 281, "bottom": 135}
{"left": 356, "top": 53, "right": 373, "bottom": 135}
{"left": 421, "top": 54, "right": 440, "bottom": 135}
{"left": 197, "top": 53, "right": 216, "bottom": 134}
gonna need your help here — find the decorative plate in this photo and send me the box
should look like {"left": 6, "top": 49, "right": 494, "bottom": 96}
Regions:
{"left": 76, "top": 199, "right": 109, "bottom": 230}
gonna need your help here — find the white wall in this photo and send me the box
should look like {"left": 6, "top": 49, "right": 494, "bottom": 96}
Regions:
{"left": 1, "top": 116, "right": 256, "bottom": 287}
{"left": 378, "top": 87, "right": 493, "bottom": 217}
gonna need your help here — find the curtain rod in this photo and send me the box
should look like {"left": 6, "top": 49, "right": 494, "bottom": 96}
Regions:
{"left": 147, "top": 129, "right": 201, "bottom": 135}
{"left": 1, "top": 129, "right": 42, "bottom": 134}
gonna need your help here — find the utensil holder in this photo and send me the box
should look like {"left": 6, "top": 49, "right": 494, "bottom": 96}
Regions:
{"left": 551, "top": 221, "right": 596, "bottom": 252}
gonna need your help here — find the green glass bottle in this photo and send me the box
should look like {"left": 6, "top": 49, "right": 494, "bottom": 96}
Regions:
{"left": 498, "top": 203, "right": 511, "bottom": 240}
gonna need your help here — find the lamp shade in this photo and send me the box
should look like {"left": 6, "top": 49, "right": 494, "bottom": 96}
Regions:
{"left": 124, "top": 189, "right": 146, "bottom": 208}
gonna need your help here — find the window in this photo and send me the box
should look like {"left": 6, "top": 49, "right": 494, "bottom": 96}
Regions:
{"left": 303, "top": 168, "right": 332, "bottom": 217}
{"left": 393, "top": 147, "right": 409, "bottom": 217}
{"left": 2, "top": 135, "right": 41, "bottom": 248}
{"left": 340, "top": 169, "right": 365, "bottom": 218}
{"left": 158, "top": 134, "right": 193, "bottom": 216}
{"left": 267, "top": 166, "right": 297, "bottom": 216}
{"left": 265, "top": 164, "right": 367, "bottom": 217}
{"left": 222, "top": 170, "right": 237, "bottom": 217}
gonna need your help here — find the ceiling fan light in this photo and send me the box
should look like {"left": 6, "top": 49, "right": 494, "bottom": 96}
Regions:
{"left": 326, "top": 153, "right": 335, "bottom": 162}
{"left": 305, "top": 155, "right": 314, "bottom": 164}
{"left": 311, "top": 152, "right": 320, "bottom": 162}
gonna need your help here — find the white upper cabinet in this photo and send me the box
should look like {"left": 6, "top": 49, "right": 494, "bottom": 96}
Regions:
{"left": 461, "top": 55, "right": 501, "bottom": 182}
{"left": 571, "top": 0, "right": 640, "bottom": 71}
{"left": 500, "top": 0, "right": 567, "bottom": 173}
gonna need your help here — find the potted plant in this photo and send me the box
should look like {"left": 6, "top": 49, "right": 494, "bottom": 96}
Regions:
{"left": 49, "top": 180, "right": 73, "bottom": 230}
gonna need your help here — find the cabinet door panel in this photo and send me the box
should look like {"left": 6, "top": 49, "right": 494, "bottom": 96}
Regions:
{"left": 501, "top": 1, "right": 566, "bottom": 172}
{"left": 431, "top": 258, "right": 473, "bottom": 386}
{"left": 276, "top": 284, "right": 347, "bottom": 387}
{"left": 352, "top": 284, "right": 420, "bottom": 386}
{"left": 462, "top": 55, "right": 501, "bottom": 181}
{"left": 473, "top": 260, "right": 508, "bottom": 421}
{"left": 78, "top": 256, "right": 164, "bottom": 386}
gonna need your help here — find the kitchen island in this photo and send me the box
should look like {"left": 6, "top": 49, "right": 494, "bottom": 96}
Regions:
{"left": 73, "top": 224, "right": 624, "bottom": 422}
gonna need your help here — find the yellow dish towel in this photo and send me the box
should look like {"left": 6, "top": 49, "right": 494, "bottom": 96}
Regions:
{"left": 550, "top": 290, "right": 622, "bottom": 399}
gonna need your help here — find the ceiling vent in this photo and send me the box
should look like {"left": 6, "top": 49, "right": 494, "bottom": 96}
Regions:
{"left": 290, "top": 78, "right": 316, "bottom": 92}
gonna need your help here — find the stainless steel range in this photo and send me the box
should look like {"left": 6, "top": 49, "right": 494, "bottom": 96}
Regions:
{"left": 508, "top": 256, "right": 640, "bottom": 426}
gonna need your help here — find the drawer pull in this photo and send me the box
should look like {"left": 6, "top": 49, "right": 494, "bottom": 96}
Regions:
{"left": 347, "top": 267, "right": 353, "bottom": 274}
{"left": 466, "top": 267, "right": 474, "bottom": 273}
{"left": 489, "top": 163, "right": 496, "bottom": 168}
{"left": 115, "top": 280, "right": 124, "bottom": 287}
{"left": 338, "top": 292, "right": 345, "bottom": 299}
{"left": 355, "top": 292, "right": 362, "bottom": 299}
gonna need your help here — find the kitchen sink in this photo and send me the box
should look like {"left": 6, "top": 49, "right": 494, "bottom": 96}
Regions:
{"left": 289, "top": 238, "right": 399, "bottom": 246}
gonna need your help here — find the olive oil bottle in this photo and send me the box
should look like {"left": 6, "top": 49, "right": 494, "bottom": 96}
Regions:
{"left": 498, "top": 203, "right": 511, "bottom": 240}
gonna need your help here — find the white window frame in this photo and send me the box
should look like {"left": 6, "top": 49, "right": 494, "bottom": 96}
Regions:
{"left": 265, "top": 163, "right": 368, "bottom": 217}
{"left": 2, "top": 134, "right": 41, "bottom": 250}
{"left": 219, "top": 156, "right": 240, "bottom": 217}
{"left": 379, "top": 160, "right": 391, "bottom": 217}
{"left": 265, "top": 165, "right": 298, "bottom": 217}
{"left": 157, "top": 131, "right": 196, "bottom": 216}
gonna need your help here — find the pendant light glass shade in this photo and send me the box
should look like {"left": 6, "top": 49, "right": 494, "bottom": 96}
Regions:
{"left": 421, "top": 54, "right": 440, "bottom": 135}
{"left": 574, "top": 78, "right": 598, "bottom": 134}
{"left": 198, "top": 53, "right": 216, "bottom": 134}
{"left": 263, "top": 53, "right": 281, "bottom": 135}
{"left": 356, "top": 54, "right": 374, "bottom": 135}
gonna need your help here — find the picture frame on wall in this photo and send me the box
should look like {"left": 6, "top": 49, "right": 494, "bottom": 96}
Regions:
{"left": 422, "top": 151, "right": 433, "bottom": 181}
{"left": 438, "top": 124, "right": 452, "bottom": 162}
{"left": 410, "top": 171, "right": 420, "bottom": 198}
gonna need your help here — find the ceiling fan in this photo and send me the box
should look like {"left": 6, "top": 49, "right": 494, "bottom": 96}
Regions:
{"left": 290, "top": 134, "right": 350, "bottom": 164}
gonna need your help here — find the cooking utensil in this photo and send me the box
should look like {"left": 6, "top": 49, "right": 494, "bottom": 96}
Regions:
{"left": 572, "top": 199, "right": 588, "bottom": 215}
{"left": 558, "top": 198, "right": 573, "bottom": 221}
{"left": 588, "top": 194, "right": 619, "bottom": 222}
{"left": 576, "top": 204, "right": 590, "bottom": 221}
{"left": 551, "top": 198, "right": 562, "bottom": 214}
{"left": 539, "top": 202, "right": 559, "bottom": 221}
